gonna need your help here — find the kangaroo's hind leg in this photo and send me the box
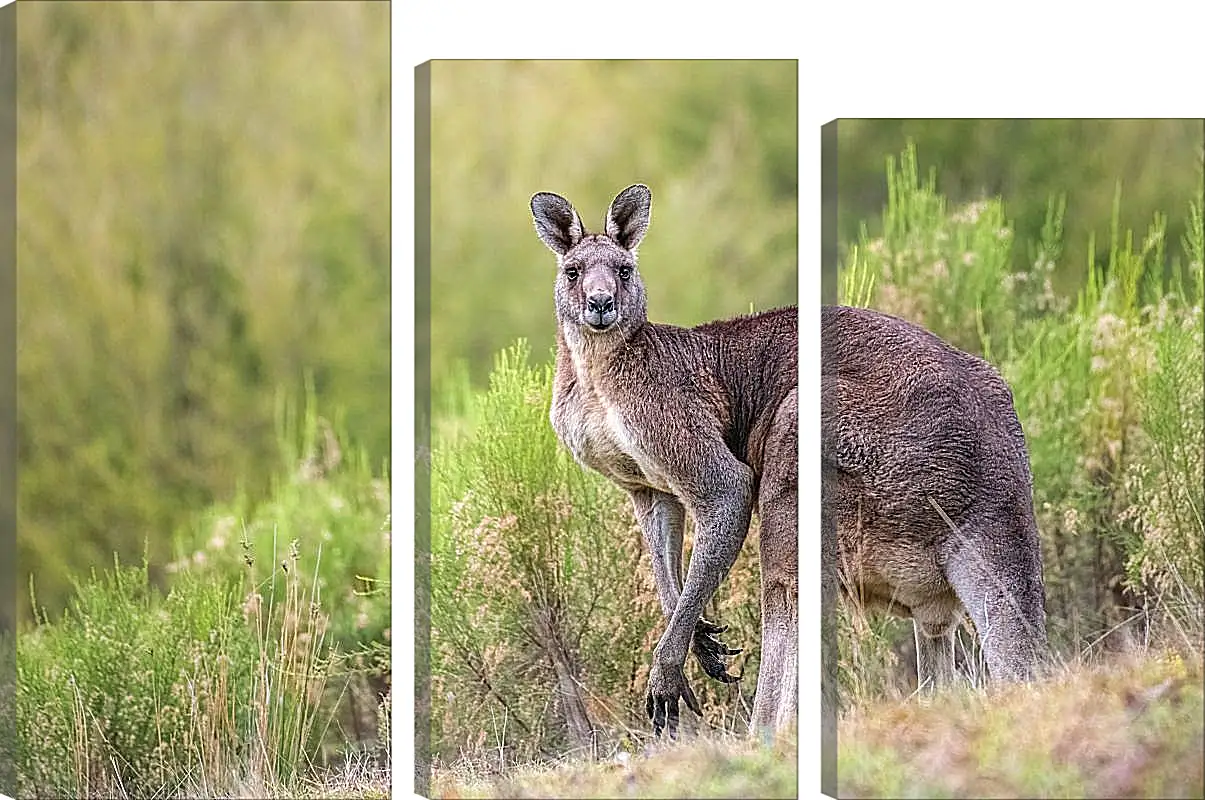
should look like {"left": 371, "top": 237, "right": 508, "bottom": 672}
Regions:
{"left": 939, "top": 510, "right": 1049, "bottom": 683}
{"left": 751, "top": 388, "right": 798, "bottom": 738}
{"left": 911, "top": 604, "right": 960, "bottom": 693}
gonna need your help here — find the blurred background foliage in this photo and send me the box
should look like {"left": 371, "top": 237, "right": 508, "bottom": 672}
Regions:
{"left": 15, "top": 1, "right": 390, "bottom": 621}
{"left": 428, "top": 60, "right": 799, "bottom": 392}
{"left": 836, "top": 119, "right": 1203, "bottom": 295}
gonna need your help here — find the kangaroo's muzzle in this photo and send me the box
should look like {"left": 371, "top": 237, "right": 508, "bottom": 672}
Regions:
{"left": 585, "top": 292, "right": 617, "bottom": 330}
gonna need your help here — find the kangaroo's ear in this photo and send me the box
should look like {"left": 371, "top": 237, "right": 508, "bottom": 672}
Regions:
{"left": 531, "top": 192, "right": 585, "bottom": 256}
{"left": 605, "top": 184, "right": 652, "bottom": 252}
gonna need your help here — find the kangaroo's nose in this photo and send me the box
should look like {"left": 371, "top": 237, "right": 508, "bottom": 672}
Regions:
{"left": 587, "top": 293, "right": 614, "bottom": 315}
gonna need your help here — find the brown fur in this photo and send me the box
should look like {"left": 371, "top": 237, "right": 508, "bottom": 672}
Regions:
{"left": 531, "top": 184, "right": 799, "bottom": 739}
{"left": 821, "top": 304, "right": 1048, "bottom": 709}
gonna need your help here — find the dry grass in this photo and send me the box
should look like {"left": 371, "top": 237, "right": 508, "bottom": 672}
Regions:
{"left": 431, "top": 731, "right": 798, "bottom": 799}
{"left": 837, "top": 650, "right": 1204, "bottom": 798}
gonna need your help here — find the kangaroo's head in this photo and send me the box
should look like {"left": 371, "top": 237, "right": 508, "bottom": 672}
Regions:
{"left": 531, "top": 184, "right": 651, "bottom": 341}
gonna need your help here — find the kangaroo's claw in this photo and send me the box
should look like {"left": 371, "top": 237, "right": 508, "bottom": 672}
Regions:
{"left": 697, "top": 619, "right": 728, "bottom": 636}
{"left": 692, "top": 618, "right": 743, "bottom": 682}
{"left": 646, "top": 661, "right": 701, "bottom": 739}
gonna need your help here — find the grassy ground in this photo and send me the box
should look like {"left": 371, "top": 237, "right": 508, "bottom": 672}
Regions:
{"left": 426, "top": 651, "right": 1203, "bottom": 799}
{"left": 837, "top": 651, "right": 1204, "bottom": 799}
{"left": 431, "top": 732, "right": 798, "bottom": 799}
{"left": 177, "top": 757, "right": 391, "bottom": 800}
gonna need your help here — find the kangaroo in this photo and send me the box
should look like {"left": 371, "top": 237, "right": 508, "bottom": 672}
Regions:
{"left": 530, "top": 184, "right": 798, "bottom": 740}
{"left": 821, "top": 304, "right": 1048, "bottom": 702}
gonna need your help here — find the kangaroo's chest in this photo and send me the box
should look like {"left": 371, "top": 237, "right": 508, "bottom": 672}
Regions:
{"left": 552, "top": 380, "right": 672, "bottom": 494}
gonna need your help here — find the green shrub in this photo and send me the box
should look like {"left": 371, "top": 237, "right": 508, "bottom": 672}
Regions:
{"left": 1118, "top": 206, "right": 1205, "bottom": 647}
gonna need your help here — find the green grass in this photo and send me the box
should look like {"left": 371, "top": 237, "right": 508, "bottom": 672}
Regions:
{"left": 16, "top": 400, "right": 390, "bottom": 798}
{"left": 16, "top": 550, "right": 388, "bottom": 799}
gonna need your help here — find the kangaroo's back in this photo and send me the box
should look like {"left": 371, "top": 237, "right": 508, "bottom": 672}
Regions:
{"left": 822, "top": 305, "right": 1033, "bottom": 527}
{"left": 821, "top": 304, "right": 1047, "bottom": 689}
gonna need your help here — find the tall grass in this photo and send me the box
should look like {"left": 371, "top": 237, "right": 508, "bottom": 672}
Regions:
{"left": 175, "top": 388, "right": 393, "bottom": 772}
{"left": 17, "top": 396, "right": 391, "bottom": 798}
{"left": 19, "top": 550, "right": 332, "bottom": 797}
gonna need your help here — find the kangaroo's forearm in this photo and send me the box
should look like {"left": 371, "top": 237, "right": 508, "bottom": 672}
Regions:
{"left": 655, "top": 475, "right": 753, "bottom": 666}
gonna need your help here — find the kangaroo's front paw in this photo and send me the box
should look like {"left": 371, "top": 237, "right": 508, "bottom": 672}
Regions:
{"left": 645, "top": 661, "right": 701, "bottom": 739}
{"left": 692, "top": 618, "right": 742, "bottom": 683}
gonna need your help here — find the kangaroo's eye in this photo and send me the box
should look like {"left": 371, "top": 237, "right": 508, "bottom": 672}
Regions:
{"left": 564, "top": 267, "right": 579, "bottom": 281}
{"left": 618, "top": 266, "right": 632, "bottom": 282}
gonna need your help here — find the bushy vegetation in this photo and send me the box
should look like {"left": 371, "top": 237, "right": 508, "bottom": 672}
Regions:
{"left": 17, "top": 402, "right": 390, "bottom": 798}
{"left": 836, "top": 142, "right": 1204, "bottom": 702}
{"left": 16, "top": 1, "right": 390, "bottom": 621}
